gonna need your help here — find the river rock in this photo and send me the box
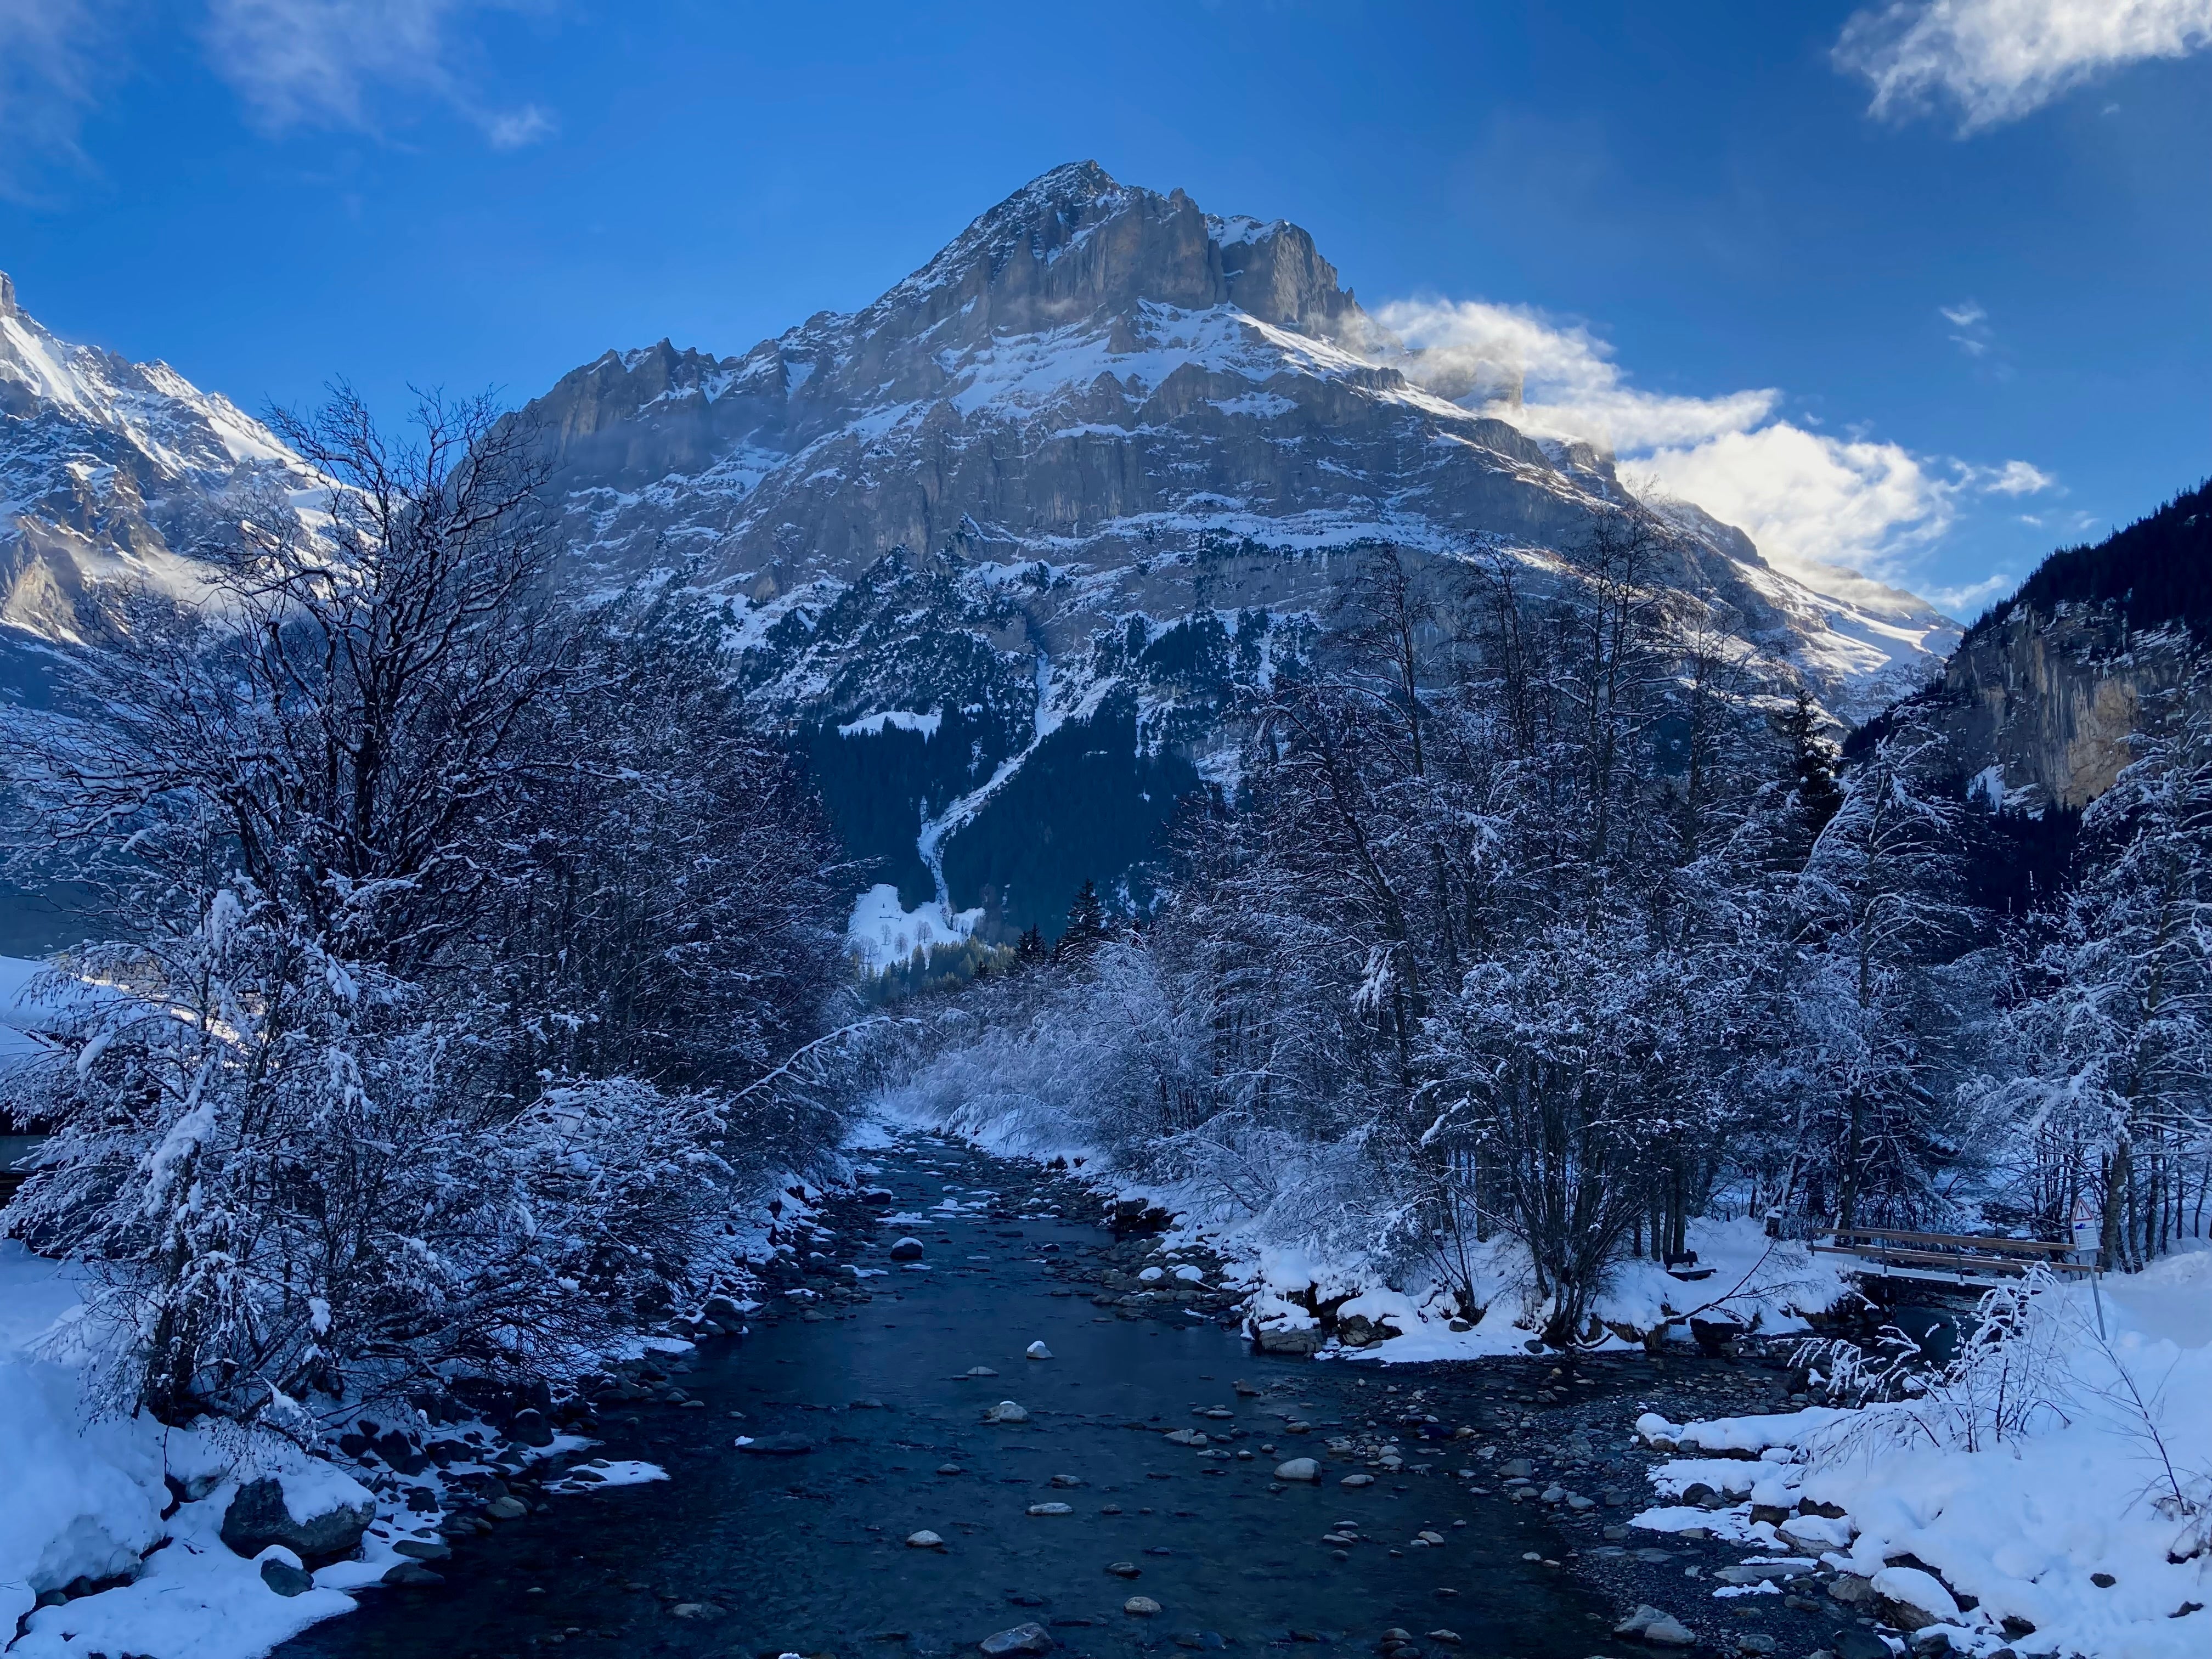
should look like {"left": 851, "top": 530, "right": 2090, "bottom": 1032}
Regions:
{"left": 509, "top": 1408, "right": 555, "bottom": 1448}
{"left": 1253, "top": 1323, "right": 1326, "bottom": 1356}
{"left": 221, "top": 1476, "right": 376, "bottom": 1566}
{"left": 1124, "top": 1596, "right": 1162, "bottom": 1616}
{"left": 966, "top": 1365, "right": 1000, "bottom": 1378}
{"left": 1339, "top": 1474, "right": 1374, "bottom": 1488}
{"left": 381, "top": 1562, "right": 445, "bottom": 1587}
{"left": 1274, "top": 1458, "right": 1319, "bottom": 1481}
{"left": 258, "top": 1551, "right": 313, "bottom": 1598}
{"left": 737, "top": 1434, "right": 816, "bottom": 1455}
{"left": 1871, "top": 1567, "right": 1962, "bottom": 1631}
{"left": 486, "top": 1495, "right": 529, "bottom": 1520}
{"left": 890, "top": 1238, "right": 926, "bottom": 1261}
{"left": 1497, "top": 1458, "right": 1533, "bottom": 1480}
{"left": 985, "top": 1400, "right": 1030, "bottom": 1424}
{"left": 907, "top": 1530, "right": 946, "bottom": 1549}
{"left": 981, "top": 1623, "right": 1055, "bottom": 1656}
{"left": 1615, "top": 1605, "right": 1696, "bottom": 1646}
{"left": 392, "top": 1539, "right": 452, "bottom": 1561}
{"left": 1028, "top": 1502, "right": 1074, "bottom": 1516}
{"left": 1107, "top": 1561, "right": 1141, "bottom": 1578}
{"left": 1027, "top": 1341, "right": 1053, "bottom": 1359}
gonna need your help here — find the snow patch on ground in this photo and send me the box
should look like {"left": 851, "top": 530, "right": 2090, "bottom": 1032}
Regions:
{"left": 1632, "top": 1251, "right": 2212, "bottom": 1659}
{"left": 844, "top": 884, "right": 983, "bottom": 974}
{"left": 0, "top": 1243, "right": 370, "bottom": 1657}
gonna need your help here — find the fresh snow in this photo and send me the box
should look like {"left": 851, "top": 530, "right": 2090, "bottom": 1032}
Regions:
{"left": 845, "top": 883, "right": 983, "bottom": 973}
{"left": 1632, "top": 1251, "right": 2212, "bottom": 1659}
{"left": 837, "top": 709, "right": 943, "bottom": 740}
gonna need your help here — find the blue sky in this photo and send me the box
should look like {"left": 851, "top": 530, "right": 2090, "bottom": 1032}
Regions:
{"left": 2, "top": 1, "right": 2207, "bottom": 616}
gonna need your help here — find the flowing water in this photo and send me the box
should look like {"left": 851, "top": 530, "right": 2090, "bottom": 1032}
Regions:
{"left": 276, "top": 1137, "right": 1608, "bottom": 1659}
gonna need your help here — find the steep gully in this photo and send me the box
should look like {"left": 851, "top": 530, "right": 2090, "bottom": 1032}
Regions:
{"left": 275, "top": 1136, "right": 1836, "bottom": 1659}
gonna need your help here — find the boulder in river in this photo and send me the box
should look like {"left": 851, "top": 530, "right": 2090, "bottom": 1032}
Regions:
{"left": 1614, "top": 1605, "right": 1696, "bottom": 1647}
{"left": 907, "top": 1530, "right": 946, "bottom": 1549}
{"left": 980, "top": 1623, "right": 1055, "bottom": 1656}
{"left": 1339, "top": 1474, "right": 1374, "bottom": 1488}
{"left": 258, "top": 1551, "right": 313, "bottom": 1598}
{"left": 1027, "top": 1502, "right": 1074, "bottom": 1516}
{"left": 1124, "top": 1596, "right": 1162, "bottom": 1616}
{"left": 1274, "top": 1458, "right": 1319, "bottom": 1481}
{"left": 1107, "top": 1562, "right": 1141, "bottom": 1578}
{"left": 890, "top": 1238, "right": 926, "bottom": 1261}
{"left": 222, "top": 1475, "right": 375, "bottom": 1566}
{"left": 985, "top": 1400, "right": 1030, "bottom": 1424}
{"left": 1026, "top": 1341, "right": 1053, "bottom": 1359}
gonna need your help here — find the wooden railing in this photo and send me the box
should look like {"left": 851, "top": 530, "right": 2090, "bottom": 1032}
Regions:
{"left": 1813, "top": 1226, "right": 2096, "bottom": 1282}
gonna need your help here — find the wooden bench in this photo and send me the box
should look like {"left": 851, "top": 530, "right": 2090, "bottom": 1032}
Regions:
{"left": 1813, "top": 1227, "right": 2095, "bottom": 1286}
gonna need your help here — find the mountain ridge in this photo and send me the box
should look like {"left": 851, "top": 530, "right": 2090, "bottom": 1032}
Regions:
{"left": 0, "top": 165, "right": 1965, "bottom": 946}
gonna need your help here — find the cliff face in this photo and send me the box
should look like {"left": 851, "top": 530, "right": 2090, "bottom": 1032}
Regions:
{"left": 1939, "top": 482, "right": 2211, "bottom": 811}
{"left": 1943, "top": 607, "right": 2194, "bottom": 810}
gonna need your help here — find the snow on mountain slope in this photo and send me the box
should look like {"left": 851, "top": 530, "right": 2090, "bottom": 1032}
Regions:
{"left": 520, "top": 162, "right": 1953, "bottom": 938}
{"left": 0, "top": 271, "right": 315, "bottom": 647}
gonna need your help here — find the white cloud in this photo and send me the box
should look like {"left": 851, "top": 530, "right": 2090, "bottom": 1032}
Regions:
{"left": 1371, "top": 295, "right": 1996, "bottom": 599}
{"left": 1640, "top": 424, "right": 1960, "bottom": 592}
{"left": 1982, "top": 458, "right": 2057, "bottom": 495}
{"left": 1940, "top": 297, "right": 1995, "bottom": 357}
{"left": 1835, "top": 0, "right": 2212, "bottom": 132}
{"left": 204, "top": 0, "right": 552, "bottom": 146}
{"left": 1923, "top": 571, "right": 2019, "bottom": 614}
{"left": 1374, "top": 297, "right": 1779, "bottom": 452}
{"left": 0, "top": 0, "right": 113, "bottom": 198}
{"left": 484, "top": 101, "right": 554, "bottom": 149}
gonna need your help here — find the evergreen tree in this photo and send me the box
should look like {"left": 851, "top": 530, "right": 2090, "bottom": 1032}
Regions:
{"left": 1777, "top": 687, "right": 1845, "bottom": 849}
{"left": 1057, "top": 879, "right": 1108, "bottom": 958}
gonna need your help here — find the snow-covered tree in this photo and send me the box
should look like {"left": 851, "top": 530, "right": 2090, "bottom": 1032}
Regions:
{"left": 1, "top": 391, "right": 850, "bottom": 1426}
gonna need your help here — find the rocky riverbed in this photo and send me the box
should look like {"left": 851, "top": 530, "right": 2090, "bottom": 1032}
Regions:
{"left": 270, "top": 1134, "right": 1874, "bottom": 1659}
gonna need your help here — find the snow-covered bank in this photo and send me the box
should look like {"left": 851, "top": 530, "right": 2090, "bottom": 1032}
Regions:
{"left": 1629, "top": 1252, "right": 2212, "bottom": 1659}
{"left": 0, "top": 1242, "right": 378, "bottom": 1658}
{"left": 870, "top": 1088, "right": 1853, "bottom": 1360}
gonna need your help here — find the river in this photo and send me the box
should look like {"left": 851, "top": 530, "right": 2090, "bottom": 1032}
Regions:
{"left": 272, "top": 1135, "right": 1636, "bottom": 1659}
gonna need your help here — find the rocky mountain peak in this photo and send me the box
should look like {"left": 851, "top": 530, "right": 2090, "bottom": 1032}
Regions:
{"left": 1, "top": 283, "right": 311, "bottom": 647}
{"left": 869, "top": 161, "right": 1362, "bottom": 347}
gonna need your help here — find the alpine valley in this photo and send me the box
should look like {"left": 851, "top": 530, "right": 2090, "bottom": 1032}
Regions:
{"left": 5, "top": 163, "right": 1968, "bottom": 950}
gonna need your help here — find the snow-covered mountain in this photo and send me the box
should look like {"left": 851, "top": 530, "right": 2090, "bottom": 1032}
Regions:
{"left": 0, "top": 270, "right": 311, "bottom": 653}
{"left": 521, "top": 162, "right": 1955, "bottom": 939}
{"left": 0, "top": 170, "right": 1961, "bottom": 945}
